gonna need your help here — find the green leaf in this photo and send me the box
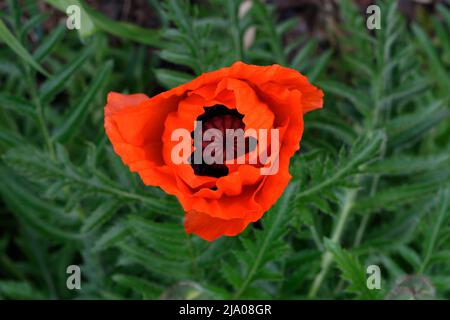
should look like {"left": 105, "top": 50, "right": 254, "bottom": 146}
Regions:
{"left": 306, "top": 114, "right": 357, "bottom": 145}
{"left": 0, "top": 281, "right": 47, "bottom": 299}
{"left": 81, "top": 200, "right": 120, "bottom": 233}
{"left": 0, "top": 18, "right": 49, "bottom": 76}
{"left": 3, "top": 144, "right": 178, "bottom": 214}
{"left": 324, "top": 238, "right": 380, "bottom": 299}
{"left": 367, "top": 153, "right": 450, "bottom": 176}
{"left": 154, "top": 68, "right": 194, "bottom": 89}
{"left": 33, "top": 25, "right": 65, "bottom": 62}
{"left": 412, "top": 23, "right": 450, "bottom": 91}
{"left": 356, "top": 177, "right": 449, "bottom": 212}
{"left": 92, "top": 223, "right": 131, "bottom": 252}
{"left": 158, "top": 50, "right": 198, "bottom": 71}
{"left": 318, "top": 80, "right": 369, "bottom": 114}
{"left": 0, "top": 126, "right": 25, "bottom": 147}
{"left": 295, "top": 131, "right": 384, "bottom": 201}
{"left": 221, "top": 261, "right": 242, "bottom": 289}
{"left": 437, "top": 3, "right": 450, "bottom": 28}
{"left": 252, "top": 0, "right": 286, "bottom": 65}
{"left": 306, "top": 49, "right": 332, "bottom": 82}
{"left": 112, "top": 274, "right": 163, "bottom": 298}
{"left": 380, "top": 78, "right": 431, "bottom": 107}
{"left": 0, "top": 93, "right": 35, "bottom": 117}
{"left": 386, "top": 101, "right": 448, "bottom": 148}
{"left": 232, "top": 182, "right": 297, "bottom": 299}
{"left": 39, "top": 44, "right": 94, "bottom": 103}
{"left": 118, "top": 243, "right": 190, "bottom": 279}
{"left": 81, "top": 1, "right": 161, "bottom": 46}
{"left": 19, "top": 13, "right": 48, "bottom": 40}
{"left": 291, "top": 40, "right": 317, "bottom": 70}
{"left": 420, "top": 188, "right": 450, "bottom": 273}
{"left": 127, "top": 215, "right": 188, "bottom": 260}
{"left": 52, "top": 60, "right": 113, "bottom": 142}
{"left": 0, "top": 168, "right": 82, "bottom": 242}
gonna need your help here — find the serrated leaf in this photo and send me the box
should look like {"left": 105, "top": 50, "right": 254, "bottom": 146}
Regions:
{"left": 324, "top": 238, "right": 380, "bottom": 299}
{"left": 221, "top": 261, "right": 242, "bottom": 289}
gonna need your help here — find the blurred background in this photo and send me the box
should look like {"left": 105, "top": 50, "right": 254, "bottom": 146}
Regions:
{"left": 0, "top": 0, "right": 449, "bottom": 300}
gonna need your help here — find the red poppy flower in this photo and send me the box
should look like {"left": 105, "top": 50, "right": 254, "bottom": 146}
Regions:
{"left": 104, "top": 61, "right": 323, "bottom": 241}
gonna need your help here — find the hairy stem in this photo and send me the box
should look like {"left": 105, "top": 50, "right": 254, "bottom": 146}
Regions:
{"left": 308, "top": 188, "right": 357, "bottom": 298}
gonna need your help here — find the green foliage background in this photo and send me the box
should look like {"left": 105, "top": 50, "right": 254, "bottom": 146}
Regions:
{"left": 0, "top": 0, "right": 449, "bottom": 300}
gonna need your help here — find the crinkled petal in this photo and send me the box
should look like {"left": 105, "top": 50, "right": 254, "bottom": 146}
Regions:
{"left": 184, "top": 210, "right": 249, "bottom": 241}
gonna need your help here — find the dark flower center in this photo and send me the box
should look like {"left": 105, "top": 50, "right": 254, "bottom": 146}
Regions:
{"left": 190, "top": 105, "right": 249, "bottom": 178}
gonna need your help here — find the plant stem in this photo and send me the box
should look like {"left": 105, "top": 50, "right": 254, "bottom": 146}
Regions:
{"left": 353, "top": 214, "right": 370, "bottom": 247}
{"left": 310, "top": 224, "right": 323, "bottom": 251}
{"left": 353, "top": 175, "right": 380, "bottom": 247}
{"left": 308, "top": 188, "right": 357, "bottom": 298}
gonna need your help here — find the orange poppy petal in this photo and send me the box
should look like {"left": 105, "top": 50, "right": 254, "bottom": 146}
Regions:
{"left": 104, "top": 92, "right": 179, "bottom": 192}
{"left": 184, "top": 210, "right": 249, "bottom": 241}
{"left": 182, "top": 185, "right": 262, "bottom": 221}
{"left": 104, "top": 92, "right": 149, "bottom": 116}
{"left": 216, "top": 165, "right": 261, "bottom": 196}
{"left": 254, "top": 149, "right": 292, "bottom": 213}
{"left": 228, "top": 61, "right": 324, "bottom": 113}
{"left": 219, "top": 78, "right": 274, "bottom": 131}
{"left": 255, "top": 83, "right": 305, "bottom": 156}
